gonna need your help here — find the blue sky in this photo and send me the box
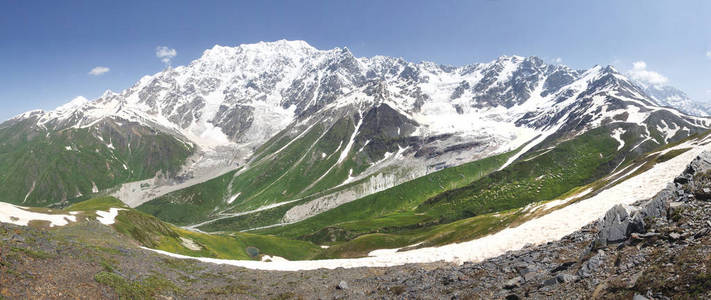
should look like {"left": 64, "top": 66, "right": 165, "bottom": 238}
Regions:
{"left": 1, "top": 0, "right": 710, "bottom": 121}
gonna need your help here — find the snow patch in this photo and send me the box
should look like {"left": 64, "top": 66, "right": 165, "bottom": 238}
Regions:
{"left": 227, "top": 193, "right": 241, "bottom": 204}
{"left": 541, "top": 188, "right": 593, "bottom": 210}
{"left": 95, "top": 208, "right": 124, "bottom": 225}
{"left": 22, "top": 181, "right": 36, "bottom": 203}
{"left": 337, "top": 113, "right": 363, "bottom": 165}
{"left": 0, "top": 202, "right": 77, "bottom": 227}
{"left": 260, "top": 255, "right": 289, "bottom": 263}
{"left": 611, "top": 128, "right": 625, "bottom": 151}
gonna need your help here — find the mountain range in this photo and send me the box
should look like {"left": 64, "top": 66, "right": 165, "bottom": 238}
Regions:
{"left": 2, "top": 40, "right": 710, "bottom": 261}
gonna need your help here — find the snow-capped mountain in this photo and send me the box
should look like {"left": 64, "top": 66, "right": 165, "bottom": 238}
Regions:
{"left": 4, "top": 40, "right": 710, "bottom": 209}
{"left": 639, "top": 83, "right": 711, "bottom": 117}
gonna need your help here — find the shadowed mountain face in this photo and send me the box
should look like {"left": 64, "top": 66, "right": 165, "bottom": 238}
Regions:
{"left": 2, "top": 40, "right": 709, "bottom": 219}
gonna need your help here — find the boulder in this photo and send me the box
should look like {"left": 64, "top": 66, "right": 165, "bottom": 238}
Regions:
{"left": 693, "top": 187, "right": 711, "bottom": 201}
{"left": 596, "top": 204, "right": 647, "bottom": 246}
{"left": 633, "top": 294, "right": 650, "bottom": 300}
{"left": 686, "top": 152, "right": 711, "bottom": 175}
{"left": 523, "top": 271, "right": 538, "bottom": 282}
{"left": 542, "top": 277, "right": 558, "bottom": 287}
{"left": 556, "top": 273, "right": 578, "bottom": 283}
{"left": 578, "top": 251, "right": 605, "bottom": 278}
{"left": 640, "top": 185, "right": 672, "bottom": 219}
{"left": 503, "top": 276, "right": 523, "bottom": 289}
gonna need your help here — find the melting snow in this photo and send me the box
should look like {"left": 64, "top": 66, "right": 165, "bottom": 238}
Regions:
{"left": 260, "top": 255, "right": 289, "bottom": 262}
{"left": 227, "top": 193, "right": 241, "bottom": 204}
{"left": 611, "top": 128, "right": 625, "bottom": 151}
{"left": 337, "top": 113, "right": 363, "bottom": 165}
{"left": 95, "top": 208, "right": 124, "bottom": 225}
{"left": 22, "top": 181, "right": 36, "bottom": 203}
{"left": 540, "top": 188, "right": 593, "bottom": 210}
{"left": 0, "top": 202, "right": 77, "bottom": 227}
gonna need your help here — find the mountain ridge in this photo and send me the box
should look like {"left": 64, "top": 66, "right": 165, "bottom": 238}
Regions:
{"left": 2, "top": 40, "right": 709, "bottom": 217}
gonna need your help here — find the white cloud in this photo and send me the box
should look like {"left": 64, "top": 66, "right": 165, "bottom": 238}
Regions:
{"left": 554, "top": 57, "right": 563, "bottom": 63}
{"left": 627, "top": 60, "right": 668, "bottom": 86}
{"left": 88, "top": 66, "right": 110, "bottom": 76}
{"left": 156, "top": 46, "right": 177, "bottom": 66}
{"left": 706, "top": 50, "right": 711, "bottom": 59}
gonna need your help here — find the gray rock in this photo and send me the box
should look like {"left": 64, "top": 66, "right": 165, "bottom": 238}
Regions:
{"left": 597, "top": 204, "right": 642, "bottom": 246}
{"left": 542, "top": 277, "right": 558, "bottom": 287}
{"left": 550, "top": 261, "right": 576, "bottom": 273}
{"left": 628, "top": 212, "right": 646, "bottom": 235}
{"left": 11, "top": 234, "right": 25, "bottom": 242}
{"left": 631, "top": 232, "right": 660, "bottom": 239}
{"left": 523, "top": 271, "right": 538, "bottom": 282}
{"left": 556, "top": 273, "right": 578, "bottom": 283}
{"left": 669, "top": 201, "right": 685, "bottom": 210}
{"left": 695, "top": 187, "right": 711, "bottom": 201}
{"left": 503, "top": 276, "right": 523, "bottom": 289}
{"left": 641, "top": 185, "right": 673, "bottom": 219}
{"left": 694, "top": 228, "right": 709, "bottom": 238}
{"left": 685, "top": 152, "right": 711, "bottom": 176}
{"left": 337, "top": 280, "right": 348, "bottom": 290}
{"left": 516, "top": 264, "right": 538, "bottom": 276}
{"left": 578, "top": 252, "right": 605, "bottom": 278}
{"left": 633, "top": 293, "right": 650, "bottom": 300}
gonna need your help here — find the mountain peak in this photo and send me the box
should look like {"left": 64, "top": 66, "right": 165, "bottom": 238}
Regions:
{"left": 101, "top": 89, "right": 117, "bottom": 98}
{"left": 56, "top": 96, "right": 89, "bottom": 111}
{"left": 197, "top": 40, "right": 321, "bottom": 66}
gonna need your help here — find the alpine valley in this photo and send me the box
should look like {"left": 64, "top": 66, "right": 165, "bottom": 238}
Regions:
{"left": 3, "top": 40, "right": 711, "bottom": 281}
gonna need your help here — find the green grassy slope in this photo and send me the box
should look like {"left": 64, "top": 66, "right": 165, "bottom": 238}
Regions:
{"left": 251, "top": 149, "right": 517, "bottom": 239}
{"left": 69, "top": 197, "right": 322, "bottom": 261}
{"left": 417, "top": 127, "right": 619, "bottom": 222}
{"left": 138, "top": 121, "right": 692, "bottom": 259}
{"left": 252, "top": 126, "right": 645, "bottom": 257}
{"left": 137, "top": 170, "right": 240, "bottom": 225}
{"left": 138, "top": 108, "right": 412, "bottom": 225}
{"left": 0, "top": 118, "right": 193, "bottom": 206}
{"left": 138, "top": 104, "right": 425, "bottom": 228}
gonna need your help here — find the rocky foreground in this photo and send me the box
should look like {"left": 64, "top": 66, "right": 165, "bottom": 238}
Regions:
{"left": 3, "top": 153, "right": 711, "bottom": 299}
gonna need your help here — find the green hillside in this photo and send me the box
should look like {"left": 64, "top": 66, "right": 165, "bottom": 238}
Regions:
{"left": 0, "top": 118, "right": 193, "bottom": 206}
